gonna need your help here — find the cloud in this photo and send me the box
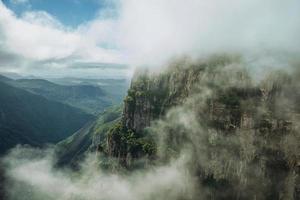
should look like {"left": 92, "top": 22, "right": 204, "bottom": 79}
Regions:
{"left": 21, "top": 10, "right": 64, "bottom": 29}
{"left": 0, "top": 1, "right": 125, "bottom": 77}
{"left": 2, "top": 62, "right": 299, "bottom": 199}
{"left": 0, "top": 0, "right": 299, "bottom": 76}
{"left": 70, "top": 62, "right": 128, "bottom": 69}
{"left": 117, "top": 0, "right": 300, "bottom": 66}
{"left": 2, "top": 146, "right": 196, "bottom": 200}
{"left": 0, "top": 2, "right": 121, "bottom": 62}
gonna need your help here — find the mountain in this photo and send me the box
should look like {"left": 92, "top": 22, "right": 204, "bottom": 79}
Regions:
{"left": 62, "top": 55, "right": 300, "bottom": 199}
{"left": 113, "top": 56, "right": 300, "bottom": 199}
{"left": 55, "top": 106, "right": 122, "bottom": 167}
{"left": 0, "top": 72, "right": 24, "bottom": 80}
{"left": 49, "top": 77, "right": 130, "bottom": 103}
{"left": 0, "top": 76, "right": 116, "bottom": 115}
{"left": 0, "top": 81, "right": 94, "bottom": 154}
{"left": 0, "top": 74, "right": 12, "bottom": 82}
{"left": 15, "top": 79, "right": 112, "bottom": 114}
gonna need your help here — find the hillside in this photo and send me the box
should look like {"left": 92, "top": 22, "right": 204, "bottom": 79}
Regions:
{"left": 0, "top": 81, "right": 94, "bottom": 154}
{"left": 55, "top": 106, "right": 122, "bottom": 167}
{"left": 2, "top": 55, "right": 299, "bottom": 200}
{"left": 92, "top": 56, "right": 300, "bottom": 199}
{"left": 0, "top": 75, "right": 125, "bottom": 115}
{"left": 12, "top": 78, "right": 112, "bottom": 115}
{"left": 49, "top": 77, "right": 130, "bottom": 103}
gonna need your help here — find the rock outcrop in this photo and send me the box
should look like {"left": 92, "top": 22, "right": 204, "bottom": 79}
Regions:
{"left": 106, "top": 55, "right": 300, "bottom": 199}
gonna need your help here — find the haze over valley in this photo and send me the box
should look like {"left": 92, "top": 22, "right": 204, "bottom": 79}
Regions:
{"left": 0, "top": 0, "right": 299, "bottom": 200}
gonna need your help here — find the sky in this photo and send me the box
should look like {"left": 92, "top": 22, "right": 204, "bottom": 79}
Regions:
{"left": 2, "top": 0, "right": 103, "bottom": 27}
{"left": 0, "top": 0, "right": 299, "bottom": 78}
{"left": 0, "top": 0, "right": 126, "bottom": 78}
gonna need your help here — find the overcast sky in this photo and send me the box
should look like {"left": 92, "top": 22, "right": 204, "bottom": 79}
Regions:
{"left": 0, "top": 0, "right": 299, "bottom": 78}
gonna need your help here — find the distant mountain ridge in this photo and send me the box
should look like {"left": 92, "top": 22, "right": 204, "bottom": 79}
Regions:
{"left": 0, "top": 75, "right": 114, "bottom": 115}
{"left": 0, "top": 80, "right": 94, "bottom": 154}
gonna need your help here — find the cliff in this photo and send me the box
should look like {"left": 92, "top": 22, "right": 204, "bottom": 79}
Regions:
{"left": 105, "top": 55, "right": 300, "bottom": 199}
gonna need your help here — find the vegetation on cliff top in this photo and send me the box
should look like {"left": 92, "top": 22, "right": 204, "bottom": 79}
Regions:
{"left": 105, "top": 55, "right": 300, "bottom": 199}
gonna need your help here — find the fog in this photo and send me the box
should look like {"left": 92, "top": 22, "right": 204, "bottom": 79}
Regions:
{"left": 0, "top": 0, "right": 299, "bottom": 199}
{"left": 2, "top": 58, "right": 299, "bottom": 199}
{"left": 0, "top": 0, "right": 300, "bottom": 75}
{"left": 118, "top": 0, "right": 300, "bottom": 66}
{"left": 2, "top": 146, "right": 196, "bottom": 200}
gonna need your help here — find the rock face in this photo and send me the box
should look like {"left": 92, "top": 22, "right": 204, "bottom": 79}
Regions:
{"left": 106, "top": 55, "right": 300, "bottom": 199}
{"left": 122, "top": 60, "right": 207, "bottom": 133}
{"left": 106, "top": 58, "right": 209, "bottom": 165}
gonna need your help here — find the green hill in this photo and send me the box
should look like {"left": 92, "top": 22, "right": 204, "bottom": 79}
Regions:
{"left": 55, "top": 106, "right": 122, "bottom": 166}
{"left": 12, "top": 78, "right": 111, "bottom": 115}
{"left": 0, "top": 81, "right": 94, "bottom": 154}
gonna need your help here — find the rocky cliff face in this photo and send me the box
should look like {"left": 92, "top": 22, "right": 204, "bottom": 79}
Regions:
{"left": 122, "top": 57, "right": 230, "bottom": 133}
{"left": 106, "top": 57, "right": 214, "bottom": 165}
{"left": 105, "top": 55, "right": 299, "bottom": 199}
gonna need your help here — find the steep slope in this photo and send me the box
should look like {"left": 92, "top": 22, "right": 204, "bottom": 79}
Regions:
{"left": 105, "top": 56, "right": 236, "bottom": 162}
{"left": 55, "top": 106, "right": 122, "bottom": 166}
{"left": 104, "top": 56, "right": 300, "bottom": 199}
{"left": 0, "top": 75, "right": 13, "bottom": 82}
{"left": 0, "top": 81, "right": 94, "bottom": 154}
{"left": 52, "top": 55, "right": 299, "bottom": 199}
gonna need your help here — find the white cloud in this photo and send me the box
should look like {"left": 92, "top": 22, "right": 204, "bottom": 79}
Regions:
{"left": 117, "top": 0, "right": 300, "bottom": 66}
{"left": 0, "top": 0, "right": 299, "bottom": 76}
{"left": 3, "top": 146, "right": 195, "bottom": 200}
{"left": 21, "top": 11, "right": 64, "bottom": 29}
{"left": 0, "top": 1, "right": 123, "bottom": 66}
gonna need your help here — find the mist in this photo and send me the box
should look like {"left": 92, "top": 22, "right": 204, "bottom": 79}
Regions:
{"left": 2, "top": 146, "right": 196, "bottom": 200}
{"left": 1, "top": 0, "right": 299, "bottom": 199}
{"left": 117, "top": 0, "right": 300, "bottom": 66}
{"left": 2, "top": 57, "right": 299, "bottom": 199}
{"left": 1, "top": 0, "right": 300, "bottom": 75}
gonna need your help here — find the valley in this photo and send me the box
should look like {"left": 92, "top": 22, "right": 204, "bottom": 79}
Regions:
{"left": 2, "top": 55, "right": 298, "bottom": 199}
{"left": 0, "top": 0, "right": 299, "bottom": 199}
